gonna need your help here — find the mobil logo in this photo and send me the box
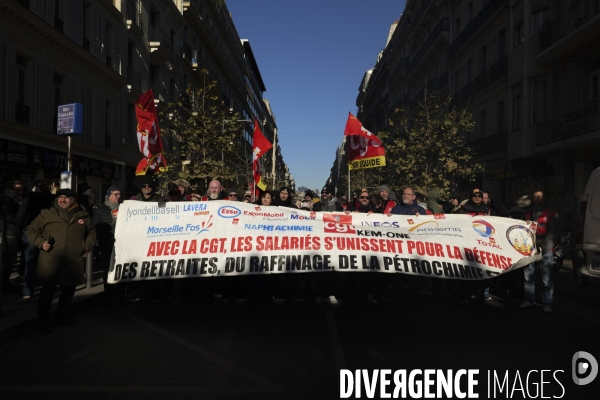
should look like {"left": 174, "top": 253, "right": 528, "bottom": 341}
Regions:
{"left": 218, "top": 205, "right": 241, "bottom": 218}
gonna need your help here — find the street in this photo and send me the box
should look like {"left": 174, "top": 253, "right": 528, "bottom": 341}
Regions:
{"left": 0, "top": 266, "right": 599, "bottom": 400}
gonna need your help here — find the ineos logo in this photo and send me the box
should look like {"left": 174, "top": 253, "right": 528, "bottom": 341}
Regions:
{"left": 217, "top": 206, "right": 241, "bottom": 218}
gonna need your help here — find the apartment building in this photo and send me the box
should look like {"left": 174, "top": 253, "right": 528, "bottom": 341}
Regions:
{"left": 0, "top": 0, "right": 286, "bottom": 196}
{"left": 353, "top": 0, "right": 600, "bottom": 224}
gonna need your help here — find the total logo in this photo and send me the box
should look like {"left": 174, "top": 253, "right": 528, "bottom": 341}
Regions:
{"left": 217, "top": 205, "right": 241, "bottom": 218}
{"left": 472, "top": 219, "right": 495, "bottom": 237}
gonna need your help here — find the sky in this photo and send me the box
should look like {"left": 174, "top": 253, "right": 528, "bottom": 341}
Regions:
{"left": 226, "top": 0, "right": 406, "bottom": 192}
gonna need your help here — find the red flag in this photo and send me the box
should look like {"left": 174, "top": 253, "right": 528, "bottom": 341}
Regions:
{"left": 135, "top": 90, "right": 167, "bottom": 175}
{"left": 252, "top": 119, "right": 272, "bottom": 191}
{"left": 344, "top": 112, "right": 385, "bottom": 170}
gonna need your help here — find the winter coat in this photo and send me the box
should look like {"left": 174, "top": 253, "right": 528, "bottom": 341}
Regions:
{"left": 135, "top": 192, "right": 165, "bottom": 202}
{"left": 26, "top": 201, "right": 96, "bottom": 286}
{"left": 91, "top": 201, "right": 119, "bottom": 246}
{"left": 458, "top": 201, "right": 490, "bottom": 216}
{"left": 1, "top": 189, "right": 22, "bottom": 237}
{"left": 391, "top": 200, "right": 426, "bottom": 216}
{"left": 524, "top": 202, "right": 560, "bottom": 254}
{"left": 320, "top": 197, "right": 343, "bottom": 212}
{"left": 348, "top": 201, "right": 376, "bottom": 213}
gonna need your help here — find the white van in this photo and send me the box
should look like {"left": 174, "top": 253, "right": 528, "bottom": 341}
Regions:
{"left": 573, "top": 167, "right": 600, "bottom": 285}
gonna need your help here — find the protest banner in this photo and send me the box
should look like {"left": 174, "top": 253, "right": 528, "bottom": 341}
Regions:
{"left": 108, "top": 201, "right": 540, "bottom": 284}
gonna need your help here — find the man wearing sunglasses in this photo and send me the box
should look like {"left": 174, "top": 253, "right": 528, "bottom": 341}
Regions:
{"left": 134, "top": 177, "right": 164, "bottom": 202}
{"left": 319, "top": 187, "right": 343, "bottom": 212}
{"left": 457, "top": 188, "right": 490, "bottom": 216}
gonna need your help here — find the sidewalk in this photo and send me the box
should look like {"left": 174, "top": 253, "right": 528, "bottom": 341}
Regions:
{"left": 0, "top": 269, "right": 105, "bottom": 344}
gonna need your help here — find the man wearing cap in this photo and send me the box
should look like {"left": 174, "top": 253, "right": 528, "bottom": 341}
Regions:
{"left": 458, "top": 188, "right": 490, "bottom": 216}
{"left": 92, "top": 186, "right": 125, "bottom": 307}
{"left": 135, "top": 177, "right": 164, "bottom": 202}
{"left": 379, "top": 185, "right": 396, "bottom": 214}
{"left": 26, "top": 188, "right": 96, "bottom": 334}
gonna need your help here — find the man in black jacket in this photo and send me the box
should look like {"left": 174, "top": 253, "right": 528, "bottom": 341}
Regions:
{"left": 15, "top": 180, "right": 55, "bottom": 298}
{"left": 91, "top": 186, "right": 123, "bottom": 306}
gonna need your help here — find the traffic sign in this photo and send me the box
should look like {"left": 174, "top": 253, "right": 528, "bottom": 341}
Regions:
{"left": 57, "top": 103, "right": 83, "bottom": 135}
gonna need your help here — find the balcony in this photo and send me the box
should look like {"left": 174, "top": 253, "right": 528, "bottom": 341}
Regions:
{"left": 54, "top": 16, "right": 64, "bottom": 33}
{"left": 473, "top": 71, "right": 490, "bottom": 95}
{"left": 127, "top": 66, "right": 141, "bottom": 93}
{"left": 411, "top": 0, "right": 432, "bottom": 30}
{"left": 149, "top": 25, "right": 172, "bottom": 61}
{"left": 489, "top": 56, "right": 508, "bottom": 84}
{"left": 15, "top": 103, "right": 30, "bottom": 125}
{"left": 448, "top": 0, "right": 508, "bottom": 59}
{"left": 406, "top": 18, "right": 450, "bottom": 77}
{"left": 167, "top": 48, "right": 181, "bottom": 72}
{"left": 536, "top": 99, "right": 600, "bottom": 146}
{"left": 126, "top": 1, "right": 143, "bottom": 36}
{"left": 470, "top": 130, "right": 508, "bottom": 156}
{"left": 150, "top": 82, "right": 170, "bottom": 106}
{"left": 537, "top": 0, "right": 600, "bottom": 62}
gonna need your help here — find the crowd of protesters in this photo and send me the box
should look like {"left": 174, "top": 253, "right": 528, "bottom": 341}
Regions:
{"left": 0, "top": 176, "right": 560, "bottom": 334}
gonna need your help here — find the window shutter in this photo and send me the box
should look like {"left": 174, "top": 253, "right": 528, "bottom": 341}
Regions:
{"left": 33, "top": 59, "right": 44, "bottom": 129}
{"left": 46, "top": 0, "right": 55, "bottom": 25}
{"left": 80, "top": 85, "right": 92, "bottom": 143}
{"left": 115, "top": 25, "right": 121, "bottom": 74}
{"left": 4, "top": 44, "right": 16, "bottom": 122}
{"left": 66, "top": 0, "right": 83, "bottom": 45}
{"left": 97, "top": 93, "right": 105, "bottom": 147}
{"left": 100, "top": 14, "right": 107, "bottom": 63}
{"left": 92, "top": 7, "right": 101, "bottom": 59}
{"left": 45, "top": 64, "right": 54, "bottom": 132}
{"left": 31, "top": 0, "right": 45, "bottom": 19}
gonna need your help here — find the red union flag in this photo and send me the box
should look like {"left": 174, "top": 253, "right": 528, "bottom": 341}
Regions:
{"left": 252, "top": 119, "right": 272, "bottom": 191}
{"left": 344, "top": 112, "right": 385, "bottom": 170}
{"left": 135, "top": 90, "right": 167, "bottom": 175}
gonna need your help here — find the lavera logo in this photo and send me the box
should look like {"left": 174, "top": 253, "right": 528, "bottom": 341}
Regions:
{"left": 217, "top": 206, "right": 241, "bottom": 218}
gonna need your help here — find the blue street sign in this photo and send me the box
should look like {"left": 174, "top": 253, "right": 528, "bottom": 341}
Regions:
{"left": 57, "top": 103, "right": 83, "bottom": 135}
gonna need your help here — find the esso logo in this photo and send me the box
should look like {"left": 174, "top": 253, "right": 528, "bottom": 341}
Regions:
{"left": 218, "top": 206, "right": 241, "bottom": 218}
{"left": 324, "top": 222, "right": 356, "bottom": 234}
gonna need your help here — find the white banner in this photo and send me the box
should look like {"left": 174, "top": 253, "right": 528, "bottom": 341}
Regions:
{"left": 108, "top": 201, "right": 541, "bottom": 283}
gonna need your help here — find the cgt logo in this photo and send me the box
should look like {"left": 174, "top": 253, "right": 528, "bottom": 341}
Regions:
{"left": 324, "top": 222, "right": 356, "bottom": 234}
{"left": 572, "top": 351, "right": 598, "bottom": 385}
{"left": 217, "top": 206, "right": 241, "bottom": 219}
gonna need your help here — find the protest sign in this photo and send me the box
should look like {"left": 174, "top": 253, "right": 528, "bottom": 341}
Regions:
{"left": 108, "top": 201, "right": 540, "bottom": 283}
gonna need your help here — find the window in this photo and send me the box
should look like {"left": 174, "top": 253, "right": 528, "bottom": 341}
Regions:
{"left": 479, "top": 111, "right": 486, "bottom": 137}
{"left": 467, "top": 59, "right": 472, "bottom": 82}
{"left": 468, "top": 2, "right": 473, "bottom": 23}
{"left": 16, "top": 54, "right": 27, "bottom": 105}
{"left": 513, "top": 24, "right": 523, "bottom": 48}
{"left": 454, "top": 70, "right": 459, "bottom": 95}
{"left": 498, "top": 30, "right": 506, "bottom": 58}
{"left": 104, "top": 100, "right": 111, "bottom": 149}
{"left": 53, "top": 74, "right": 62, "bottom": 131}
{"left": 531, "top": 79, "right": 547, "bottom": 124}
{"left": 512, "top": 95, "right": 522, "bottom": 130}
{"left": 454, "top": 17, "right": 460, "bottom": 40}
{"left": 531, "top": 9, "right": 548, "bottom": 37}
{"left": 497, "top": 101, "right": 505, "bottom": 130}
{"left": 479, "top": 45, "right": 487, "bottom": 73}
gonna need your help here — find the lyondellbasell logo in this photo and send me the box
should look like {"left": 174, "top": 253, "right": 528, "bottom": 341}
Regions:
{"left": 572, "top": 351, "right": 598, "bottom": 385}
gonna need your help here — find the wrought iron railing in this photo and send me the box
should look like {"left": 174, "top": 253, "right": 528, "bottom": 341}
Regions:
{"left": 149, "top": 25, "right": 171, "bottom": 50}
{"left": 538, "top": 0, "right": 600, "bottom": 53}
{"left": 490, "top": 56, "right": 508, "bottom": 84}
{"left": 15, "top": 103, "right": 30, "bottom": 125}
{"left": 127, "top": 66, "right": 141, "bottom": 92}
{"left": 150, "top": 82, "right": 170, "bottom": 104}
{"left": 126, "top": 1, "right": 143, "bottom": 31}
{"left": 448, "top": 0, "right": 508, "bottom": 59}
{"left": 536, "top": 99, "right": 600, "bottom": 145}
{"left": 406, "top": 18, "right": 450, "bottom": 76}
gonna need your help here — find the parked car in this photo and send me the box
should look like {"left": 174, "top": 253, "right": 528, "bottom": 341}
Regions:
{"left": 573, "top": 167, "right": 600, "bottom": 286}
